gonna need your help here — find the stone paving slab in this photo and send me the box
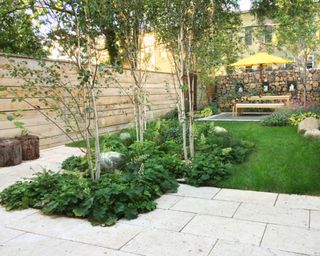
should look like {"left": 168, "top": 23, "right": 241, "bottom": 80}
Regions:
{"left": 120, "top": 209, "right": 195, "bottom": 231}
{"left": 262, "top": 224, "right": 320, "bottom": 255}
{"left": 60, "top": 222, "right": 144, "bottom": 250}
{"left": 276, "top": 194, "right": 320, "bottom": 210}
{"left": 0, "top": 207, "right": 38, "bottom": 227}
{"left": 0, "top": 226, "right": 25, "bottom": 244}
{"left": 209, "top": 240, "right": 305, "bottom": 256}
{"left": 174, "top": 184, "right": 220, "bottom": 199}
{"left": 171, "top": 197, "right": 240, "bottom": 217}
{"left": 310, "top": 210, "right": 320, "bottom": 230}
{"left": 155, "top": 194, "right": 183, "bottom": 209}
{"left": 214, "top": 188, "right": 278, "bottom": 206}
{"left": 121, "top": 229, "right": 215, "bottom": 256}
{"left": 181, "top": 214, "right": 266, "bottom": 245}
{"left": 234, "top": 203, "right": 309, "bottom": 228}
{"left": 0, "top": 233, "right": 139, "bottom": 256}
{"left": 6, "top": 211, "right": 87, "bottom": 238}
{"left": 7, "top": 212, "right": 144, "bottom": 250}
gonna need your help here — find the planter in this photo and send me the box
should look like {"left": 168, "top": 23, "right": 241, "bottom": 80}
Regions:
{"left": 15, "top": 135, "right": 40, "bottom": 160}
{"left": 0, "top": 138, "right": 22, "bottom": 167}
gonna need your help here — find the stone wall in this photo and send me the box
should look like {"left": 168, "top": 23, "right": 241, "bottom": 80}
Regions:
{"left": 215, "top": 69, "right": 320, "bottom": 109}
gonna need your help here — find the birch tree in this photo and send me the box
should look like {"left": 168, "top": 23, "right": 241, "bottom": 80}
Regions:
{"left": 6, "top": 0, "right": 115, "bottom": 180}
{"left": 149, "top": 0, "right": 240, "bottom": 159}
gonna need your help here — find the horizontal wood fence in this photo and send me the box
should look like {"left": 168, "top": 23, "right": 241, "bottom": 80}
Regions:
{"left": 0, "top": 54, "right": 178, "bottom": 149}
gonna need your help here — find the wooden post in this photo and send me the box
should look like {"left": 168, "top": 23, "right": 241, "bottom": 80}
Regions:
{"left": 0, "top": 138, "right": 22, "bottom": 167}
{"left": 15, "top": 135, "right": 40, "bottom": 161}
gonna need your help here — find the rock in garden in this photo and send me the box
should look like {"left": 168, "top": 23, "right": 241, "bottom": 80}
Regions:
{"left": 119, "top": 132, "right": 132, "bottom": 145}
{"left": 298, "top": 117, "right": 319, "bottom": 134}
{"left": 100, "top": 151, "right": 124, "bottom": 172}
{"left": 213, "top": 126, "right": 228, "bottom": 134}
{"left": 304, "top": 129, "right": 320, "bottom": 139}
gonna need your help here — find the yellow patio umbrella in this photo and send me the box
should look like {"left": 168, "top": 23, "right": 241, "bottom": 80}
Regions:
{"left": 231, "top": 52, "right": 293, "bottom": 82}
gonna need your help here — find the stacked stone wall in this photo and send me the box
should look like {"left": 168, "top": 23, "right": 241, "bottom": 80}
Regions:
{"left": 216, "top": 70, "right": 320, "bottom": 109}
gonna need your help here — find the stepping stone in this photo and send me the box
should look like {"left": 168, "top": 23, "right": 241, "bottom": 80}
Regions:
{"left": 120, "top": 209, "right": 195, "bottom": 231}
{"left": 181, "top": 214, "right": 266, "bottom": 245}
{"left": 174, "top": 184, "right": 220, "bottom": 199}
{"left": 234, "top": 203, "right": 309, "bottom": 228}
{"left": 121, "top": 229, "right": 215, "bottom": 256}
{"left": 214, "top": 189, "right": 277, "bottom": 206}
{"left": 171, "top": 197, "right": 239, "bottom": 217}
{"left": 0, "top": 233, "right": 137, "bottom": 256}
{"left": 0, "top": 226, "right": 24, "bottom": 244}
{"left": 61, "top": 222, "right": 144, "bottom": 250}
{"left": 155, "top": 195, "right": 183, "bottom": 209}
{"left": 262, "top": 224, "right": 320, "bottom": 255}
{"left": 276, "top": 194, "right": 320, "bottom": 210}
{"left": 310, "top": 210, "right": 320, "bottom": 230}
{"left": 209, "top": 240, "right": 304, "bottom": 256}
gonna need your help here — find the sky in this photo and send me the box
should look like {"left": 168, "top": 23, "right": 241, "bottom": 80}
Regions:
{"left": 239, "top": 0, "right": 252, "bottom": 11}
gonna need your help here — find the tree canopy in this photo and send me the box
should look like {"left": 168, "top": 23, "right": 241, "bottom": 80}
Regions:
{"left": 0, "top": 0, "right": 48, "bottom": 57}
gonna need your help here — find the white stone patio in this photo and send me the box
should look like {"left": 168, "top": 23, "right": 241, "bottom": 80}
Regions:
{"left": 1, "top": 146, "right": 320, "bottom": 256}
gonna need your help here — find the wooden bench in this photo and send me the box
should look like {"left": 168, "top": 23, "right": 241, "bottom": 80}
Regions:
{"left": 232, "top": 95, "right": 291, "bottom": 116}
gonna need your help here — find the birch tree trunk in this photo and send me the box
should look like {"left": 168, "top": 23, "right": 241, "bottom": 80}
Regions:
{"left": 178, "top": 27, "right": 188, "bottom": 160}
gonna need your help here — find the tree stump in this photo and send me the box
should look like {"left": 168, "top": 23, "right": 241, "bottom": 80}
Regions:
{"left": 15, "top": 135, "right": 40, "bottom": 161}
{"left": 0, "top": 138, "right": 22, "bottom": 167}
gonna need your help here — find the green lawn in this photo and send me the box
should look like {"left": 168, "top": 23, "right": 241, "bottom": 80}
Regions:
{"left": 216, "top": 121, "right": 320, "bottom": 195}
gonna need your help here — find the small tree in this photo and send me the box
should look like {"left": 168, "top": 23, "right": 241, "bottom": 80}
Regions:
{"left": 90, "top": 0, "right": 152, "bottom": 141}
{"left": 149, "top": 0, "right": 241, "bottom": 159}
{"left": 6, "top": 1, "right": 116, "bottom": 180}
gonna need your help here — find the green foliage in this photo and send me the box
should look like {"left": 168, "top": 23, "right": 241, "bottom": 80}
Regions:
{"left": 100, "top": 134, "right": 129, "bottom": 154}
{"left": 186, "top": 153, "right": 231, "bottom": 187}
{"left": 0, "top": 1, "right": 48, "bottom": 57}
{"left": 184, "top": 122, "right": 253, "bottom": 186}
{"left": 195, "top": 107, "right": 213, "bottom": 118}
{"left": 0, "top": 169, "right": 178, "bottom": 226}
{"left": 61, "top": 156, "right": 88, "bottom": 173}
{"left": 261, "top": 112, "right": 291, "bottom": 127}
{"left": 289, "top": 112, "right": 319, "bottom": 126}
{"left": 162, "top": 108, "right": 179, "bottom": 120}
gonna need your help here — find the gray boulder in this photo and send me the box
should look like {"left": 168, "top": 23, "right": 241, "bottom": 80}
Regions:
{"left": 304, "top": 129, "right": 320, "bottom": 139}
{"left": 298, "top": 117, "right": 319, "bottom": 134}
{"left": 100, "top": 151, "right": 124, "bottom": 172}
{"left": 213, "top": 126, "right": 228, "bottom": 134}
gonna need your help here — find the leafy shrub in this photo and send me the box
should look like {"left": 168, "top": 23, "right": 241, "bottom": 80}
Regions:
{"left": 289, "top": 112, "right": 319, "bottom": 126}
{"left": 261, "top": 112, "right": 290, "bottom": 126}
{"left": 62, "top": 156, "right": 88, "bottom": 172}
{"left": 162, "top": 108, "right": 178, "bottom": 120}
{"left": 209, "top": 102, "right": 220, "bottom": 115}
{"left": 185, "top": 153, "right": 231, "bottom": 186}
{"left": 100, "top": 134, "right": 128, "bottom": 154}
{"left": 195, "top": 107, "right": 213, "bottom": 118}
{"left": 0, "top": 168, "right": 178, "bottom": 226}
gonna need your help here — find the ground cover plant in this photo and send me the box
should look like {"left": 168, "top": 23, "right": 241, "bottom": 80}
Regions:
{"left": 217, "top": 121, "right": 320, "bottom": 195}
{"left": 0, "top": 119, "right": 253, "bottom": 226}
{"left": 261, "top": 107, "right": 320, "bottom": 127}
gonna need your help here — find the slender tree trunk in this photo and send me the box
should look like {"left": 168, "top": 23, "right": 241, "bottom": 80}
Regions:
{"left": 91, "top": 89, "right": 101, "bottom": 180}
{"left": 178, "top": 27, "right": 188, "bottom": 160}
{"left": 186, "top": 35, "right": 194, "bottom": 158}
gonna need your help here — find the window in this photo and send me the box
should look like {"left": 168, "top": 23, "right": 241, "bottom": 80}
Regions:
{"left": 245, "top": 27, "right": 253, "bottom": 46}
{"left": 264, "top": 26, "right": 273, "bottom": 44}
{"left": 306, "top": 55, "right": 315, "bottom": 69}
